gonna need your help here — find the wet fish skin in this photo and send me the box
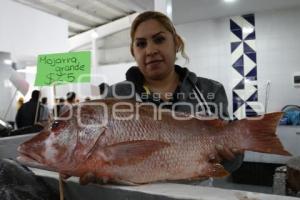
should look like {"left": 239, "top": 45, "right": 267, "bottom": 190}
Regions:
{"left": 17, "top": 99, "right": 291, "bottom": 185}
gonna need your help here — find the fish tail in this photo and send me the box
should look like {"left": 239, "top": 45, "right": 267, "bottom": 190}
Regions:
{"left": 239, "top": 112, "right": 291, "bottom": 156}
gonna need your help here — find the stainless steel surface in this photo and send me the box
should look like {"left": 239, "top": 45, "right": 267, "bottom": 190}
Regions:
{"left": 0, "top": 133, "right": 37, "bottom": 159}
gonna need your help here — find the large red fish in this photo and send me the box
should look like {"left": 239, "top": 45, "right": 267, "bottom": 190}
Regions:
{"left": 17, "top": 99, "right": 291, "bottom": 185}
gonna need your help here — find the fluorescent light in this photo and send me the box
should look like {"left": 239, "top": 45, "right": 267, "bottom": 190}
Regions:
{"left": 4, "top": 59, "right": 13, "bottom": 65}
{"left": 224, "top": 0, "right": 236, "bottom": 3}
{"left": 166, "top": 2, "right": 172, "bottom": 19}
{"left": 91, "top": 30, "right": 99, "bottom": 39}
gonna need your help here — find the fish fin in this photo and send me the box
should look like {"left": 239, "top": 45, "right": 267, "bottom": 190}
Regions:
{"left": 203, "top": 163, "right": 230, "bottom": 178}
{"left": 74, "top": 127, "right": 107, "bottom": 161}
{"left": 239, "top": 112, "right": 291, "bottom": 156}
{"left": 112, "top": 178, "right": 140, "bottom": 186}
{"left": 79, "top": 172, "right": 96, "bottom": 185}
{"left": 60, "top": 173, "right": 71, "bottom": 180}
{"left": 102, "top": 140, "right": 170, "bottom": 166}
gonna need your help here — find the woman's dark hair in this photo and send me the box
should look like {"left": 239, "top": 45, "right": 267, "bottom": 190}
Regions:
{"left": 66, "top": 92, "right": 76, "bottom": 103}
{"left": 31, "top": 90, "right": 40, "bottom": 101}
{"left": 41, "top": 97, "right": 47, "bottom": 104}
{"left": 99, "top": 83, "right": 109, "bottom": 95}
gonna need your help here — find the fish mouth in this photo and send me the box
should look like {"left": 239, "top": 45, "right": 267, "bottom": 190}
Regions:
{"left": 17, "top": 146, "right": 46, "bottom": 169}
{"left": 17, "top": 151, "right": 59, "bottom": 173}
{"left": 17, "top": 153, "right": 46, "bottom": 169}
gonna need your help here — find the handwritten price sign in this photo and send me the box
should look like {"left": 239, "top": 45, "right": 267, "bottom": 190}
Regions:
{"left": 34, "top": 51, "right": 91, "bottom": 86}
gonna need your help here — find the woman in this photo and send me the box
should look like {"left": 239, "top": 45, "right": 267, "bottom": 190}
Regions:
{"left": 108, "top": 11, "right": 243, "bottom": 173}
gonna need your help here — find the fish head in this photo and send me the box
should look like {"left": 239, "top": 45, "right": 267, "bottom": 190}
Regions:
{"left": 17, "top": 128, "right": 49, "bottom": 169}
{"left": 17, "top": 118, "right": 76, "bottom": 171}
{"left": 17, "top": 103, "right": 108, "bottom": 172}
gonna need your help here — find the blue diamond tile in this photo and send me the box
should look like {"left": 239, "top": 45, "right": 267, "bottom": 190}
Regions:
{"left": 233, "top": 55, "right": 244, "bottom": 67}
{"left": 246, "top": 103, "right": 258, "bottom": 117}
{"left": 234, "top": 79, "right": 245, "bottom": 90}
{"left": 233, "top": 55, "right": 244, "bottom": 75}
{"left": 234, "top": 66, "right": 244, "bottom": 76}
{"left": 243, "top": 14, "right": 255, "bottom": 26}
{"left": 243, "top": 42, "right": 256, "bottom": 54}
{"left": 231, "top": 42, "right": 241, "bottom": 53}
{"left": 233, "top": 91, "right": 245, "bottom": 112}
{"left": 245, "top": 31, "right": 256, "bottom": 40}
{"left": 230, "top": 19, "right": 241, "bottom": 31}
{"left": 232, "top": 29, "right": 243, "bottom": 40}
{"left": 245, "top": 67, "right": 257, "bottom": 80}
{"left": 246, "top": 91, "right": 258, "bottom": 102}
{"left": 245, "top": 52, "right": 257, "bottom": 63}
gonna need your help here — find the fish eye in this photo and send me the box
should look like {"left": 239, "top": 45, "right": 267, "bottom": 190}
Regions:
{"left": 51, "top": 120, "right": 66, "bottom": 132}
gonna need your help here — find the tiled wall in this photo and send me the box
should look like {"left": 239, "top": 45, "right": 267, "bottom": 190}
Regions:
{"left": 230, "top": 14, "right": 259, "bottom": 120}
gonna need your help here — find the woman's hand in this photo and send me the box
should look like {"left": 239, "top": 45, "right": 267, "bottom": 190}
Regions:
{"left": 208, "top": 145, "right": 244, "bottom": 163}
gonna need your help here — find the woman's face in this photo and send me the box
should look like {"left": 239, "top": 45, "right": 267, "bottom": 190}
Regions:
{"left": 132, "top": 19, "right": 178, "bottom": 81}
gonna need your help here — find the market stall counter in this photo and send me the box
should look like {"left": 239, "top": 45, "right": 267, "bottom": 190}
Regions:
{"left": 1, "top": 132, "right": 298, "bottom": 200}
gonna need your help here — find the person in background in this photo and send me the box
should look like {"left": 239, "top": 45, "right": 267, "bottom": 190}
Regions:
{"left": 99, "top": 82, "right": 109, "bottom": 98}
{"left": 60, "top": 92, "right": 77, "bottom": 114}
{"left": 106, "top": 11, "right": 244, "bottom": 173}
{"left": 53, "top": 98, "right": 59, "bottom": 117}
{"left": 40, "top": 97, "right": 50, "bottom": 124}
{"left": 16, "top": 97, "right": 24, "bottom": 110}
{"left": 66, "top": 92, "right": 76, "bottom": 104}
{"left": 53, "top": 98, "right": 65, "bottom": 117}
{"left": 41, "top": 97, "right": 47, "bottom": 105}
{"left": 15, "top": 90, "right": 45, "bottom": 128}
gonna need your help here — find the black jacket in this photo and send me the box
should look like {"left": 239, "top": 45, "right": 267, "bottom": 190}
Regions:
{"left": 109, "top": 65, "right": 229, "bottom": 117}
{"left": 107, "top": 65, "right": 243, "bottom": 172}
{"left": 15, "top": 99, "right": 42, "bottom": 129}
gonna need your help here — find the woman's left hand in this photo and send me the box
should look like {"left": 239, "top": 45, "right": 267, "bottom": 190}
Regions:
{"left": 208, "top": 145, "right": 244, "bottom": 163}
